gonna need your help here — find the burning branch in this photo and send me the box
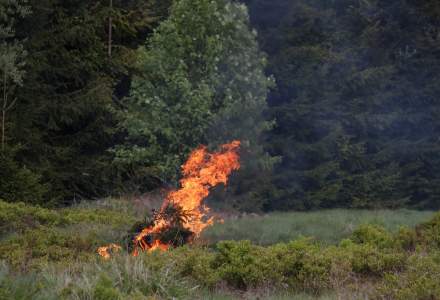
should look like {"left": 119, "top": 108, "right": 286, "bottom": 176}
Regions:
{"left": 98, "top": 140, "right": 241, "bottom": 259}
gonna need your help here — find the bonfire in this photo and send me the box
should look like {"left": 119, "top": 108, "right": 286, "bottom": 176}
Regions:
{"left": 98, "top": 140, "right": 241, "bottom": 259}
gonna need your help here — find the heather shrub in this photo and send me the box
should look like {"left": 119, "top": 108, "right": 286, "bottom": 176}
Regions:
{"left": 62, "top": 208, "right": 137, "bottom": 228}
{"left": 167, "top": 237, "right": 409, "bottom": 293}
{"left": 350, "top": 224, "right": 394, "bottom": 249}
{"left": 169, "top": 246, "right": 219, "bottom": 287}
{"left": 268, "top": 239, "right": 335, "bottom": 291}
{"left": 339, "top": 239, "right": 406, "bottom": 276}
{"left": 0, "top": 228, "right": 97, "bottom": 270}
{"left": 394, "top": 226, "right": 418, "bottom": 251}
{"left": 0, "top": 200, "right": 135, "bottom": 235}
{"left": 375, "top": 252, "right": 440, "bottom": 299}
{"left": 0, "top": 201, "right": 62, "bottom": 234}
{"left": 415, "top": 211, "right": 440, "bottom": 249}
{"left": 212, "top": 240, "right": 279, "bottom": 289}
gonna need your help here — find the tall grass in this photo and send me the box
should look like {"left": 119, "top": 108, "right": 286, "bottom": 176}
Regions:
{"left": 0, "top": 254, "right": 194, "bottom": 300}
{"left": 202, "top": 209, "right": 435, "bottom": 245}
{"left": 0, "top": 253, "right": 339, "bottom": 300}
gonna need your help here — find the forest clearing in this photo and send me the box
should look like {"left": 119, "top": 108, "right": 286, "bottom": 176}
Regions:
{"left": 1, "top": 0, "right": 440, "bottom": 299}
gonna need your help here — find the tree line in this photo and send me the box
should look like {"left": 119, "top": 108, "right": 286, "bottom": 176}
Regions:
{"left": 1, "top": 0, "right": 439, "bottom": 211}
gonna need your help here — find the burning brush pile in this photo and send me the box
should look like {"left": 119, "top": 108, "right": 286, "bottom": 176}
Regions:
{"left": 98, "top": 141, "right": 241, "bottom": 259}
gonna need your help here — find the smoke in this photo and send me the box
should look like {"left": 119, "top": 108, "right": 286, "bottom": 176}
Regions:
{"left": 239, "top": 0, "right": 440, "bottom": 210}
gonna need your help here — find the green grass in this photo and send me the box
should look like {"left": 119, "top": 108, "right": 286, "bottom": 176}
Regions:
{"left": 1, "top": 199, "right": 439, "bottom": 299}
{"left": 202, "top": 290, "right": 339, "bottom": 300}
{"left": 202, "top": 209, "right": 435, "bottom": 245}
{"left": 200, "top": 291, "right": 338, "bottom": 300}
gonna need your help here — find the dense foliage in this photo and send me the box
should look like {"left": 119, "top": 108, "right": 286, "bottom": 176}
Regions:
{"left": 0, "top": 0, "right": 439, "bottom": 211}
{"left": 0, "top": 0, "right": 172, "bottom": 205}
{"left": 244, "top": 0, "right": 440, "bottom": 210}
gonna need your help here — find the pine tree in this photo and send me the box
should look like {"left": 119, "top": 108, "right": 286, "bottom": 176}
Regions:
{"left": 6, "top": 0, "right": 168, "bottom": 204}
{"left": 247, "top": 0, "right": 440, "bottom": 210}
{"left": 0, "top": 0, "right": 30, "bottom": 151}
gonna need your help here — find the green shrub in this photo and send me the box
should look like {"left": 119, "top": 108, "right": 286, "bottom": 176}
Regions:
{"left": 94, "top": 274, "right": 122, "bottom": 300}
{"left": 268, "top": 239, "right": 334, "bottom": 291}
{"left": 0, "top": 148, "right": 48, "bottom": 206}
{"left": 0, "top": 200, "right": 136, "bottom": 236}
{"left": 415, "top": 211, "right": 440, "bottom": 249}
{"left": 394, "top": 226, "right": 418, "bottom": 251}
{"left": 0, "top": 201, "right": 62, "bottom": 234}
{"left": 213, "top": 240, "right": 279, "bottom": 289}
{"left": 376, "top": 252, "right": 440, "bottom": 299}
{"left": 340, "top": 239, "right": 406, "bottom": 276}
{"left": 62, "top": 208, "right": 136, "bottom": 228}
{"left": 169, "top": 246, "right": 219, "bottom": 287}
{"left": 0, "top": 228, "right": 97, "bottom": 270}
{"left": 350, "top": 224, "right": 394, "bottom": 249}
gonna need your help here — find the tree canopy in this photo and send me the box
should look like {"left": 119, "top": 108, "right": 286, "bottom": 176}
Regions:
{"left": 0, "top": 0, "right": 439, "bottom": 211}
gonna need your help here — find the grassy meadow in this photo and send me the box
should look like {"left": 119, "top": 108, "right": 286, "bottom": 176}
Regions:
{"left": 203, "top": 209, "right": 435, "bottom": 245}
{"left": 1, "top": 198, "right": 440, "bottom": 299}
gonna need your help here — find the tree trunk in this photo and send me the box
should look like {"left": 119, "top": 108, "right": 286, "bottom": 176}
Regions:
{"left": 1, "top": 71, "right": 6, "bottom": 151}
{"left": 1, "top": 109, "right": 5, "bottom": 152}
{"left": 108, "top": 0, "right": 113, "bottom": 58}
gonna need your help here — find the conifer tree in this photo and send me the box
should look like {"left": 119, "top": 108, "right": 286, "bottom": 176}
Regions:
{"left": 0, "top": 0, "right": 29, "bottom": 151}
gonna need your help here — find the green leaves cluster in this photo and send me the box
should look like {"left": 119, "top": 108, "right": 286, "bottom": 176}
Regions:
{"left": 116, "top": 0, "right": 275, "bottom": 193}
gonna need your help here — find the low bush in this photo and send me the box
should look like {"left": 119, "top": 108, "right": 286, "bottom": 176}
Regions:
{"left": 62, "top": 208, "right": 137, "bottom": 228}
{"left": 376, "top": 252, "right": 440, "bottom": 299}
{"left": 340, "top": 239, "right": 406, "bottom": 276}
{"left": 0, "top": 228, "right": 97, "bottom": 270}
{"left": 0, "top": 200, "right": 138, "bottom": 271}
{"left": 415, "top": 211, "right": 440, "bottom": 249}
{"left": 0, "top": 201, "right": 62, "bottom": 234}
{"left": 0, "top": 200, "right": 136, "bottom": 237}
{"left": 269, "top": 239, "right": 336, "bottom": 291}
{"left": 350, "top": 224, "right": 395, "bottom": 249}
{"left": 213, "top": 240, "right": 277, "bottom": 289}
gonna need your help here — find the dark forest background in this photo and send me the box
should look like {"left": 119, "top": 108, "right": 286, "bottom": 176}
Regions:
{"left": 1, "top": 0, "right": 439, "bottom": 211}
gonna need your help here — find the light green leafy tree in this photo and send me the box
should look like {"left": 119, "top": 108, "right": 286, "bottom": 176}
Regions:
{"left": 116, "top": 0, "right": 277, "bottom": 205}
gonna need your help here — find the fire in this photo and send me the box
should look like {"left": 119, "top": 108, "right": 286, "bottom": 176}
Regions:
{"left": 98, "top": 141, "right": 241, "bottom": 259}
{"left": 147, "top": 240, "right": 170, "bottom": 252}
{"left": 97, "top": 243, "right": 122, "bottom": 260}
{"left": 133, "top": 140, "right": 241, "bottom": 253}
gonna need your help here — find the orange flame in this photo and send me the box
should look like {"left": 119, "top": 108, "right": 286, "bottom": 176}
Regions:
{"left": 97, "top": 243, "right": 122, "bottom": 259}
{"left": 133, "top": 140, "right": 241, "bottom": 254}
{"left": 98, "top": 141, "right": 240, "bottom": 259}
